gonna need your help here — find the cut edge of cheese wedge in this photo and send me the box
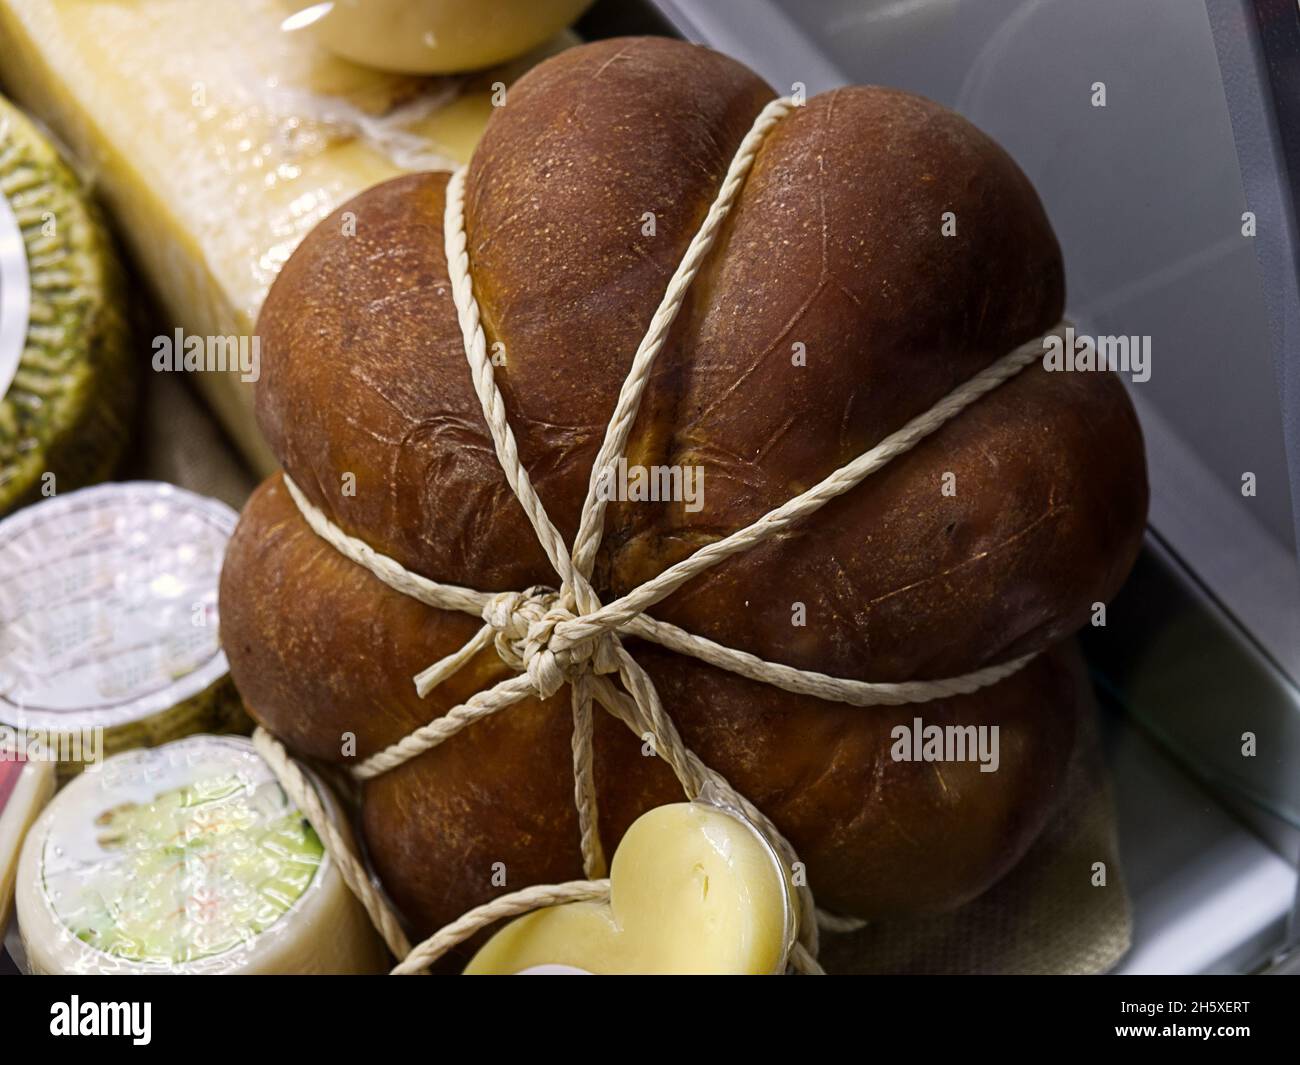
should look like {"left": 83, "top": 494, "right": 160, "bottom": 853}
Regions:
{"left": 16, "top": 734, "right": 389, "bottom": 974}
{"left": 0, "top": 753, "right": 56, "bottom": 934}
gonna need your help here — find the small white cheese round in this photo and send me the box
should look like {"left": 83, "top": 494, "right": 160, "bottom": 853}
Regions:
{"left": 16, "top": 734, "right": 388, "bottom": 974}
{"left": 0, "top": 482, "right": 246, "bottom": 767}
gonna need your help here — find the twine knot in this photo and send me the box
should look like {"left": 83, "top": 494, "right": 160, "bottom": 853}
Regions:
{"left": 481, "top": 588, "right": 618, "bottom": 699}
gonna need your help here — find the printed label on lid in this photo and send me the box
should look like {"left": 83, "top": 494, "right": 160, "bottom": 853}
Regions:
{"left": 0, "top": 483, "right": 237, "bottom": 735}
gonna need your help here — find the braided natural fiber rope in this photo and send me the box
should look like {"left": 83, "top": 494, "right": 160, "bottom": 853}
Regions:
{"left": 390, "top": 880, "right": 611, "bottom": 976}
{"left": 252, "top": 727, "right": 413, "bottom": 961}
{"left": 280, "top": 474, "right": 1042, "bottom": 719}
{"left": 257, "top": 95, "right": 1061, "bottom": 975}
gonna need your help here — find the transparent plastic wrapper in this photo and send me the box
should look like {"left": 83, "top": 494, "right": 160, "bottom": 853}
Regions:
{"left": 15, "top": 734, "right": 387, "bottom": 974}
{"left": 0, "top": 482, "right": 248, "bottom": 770}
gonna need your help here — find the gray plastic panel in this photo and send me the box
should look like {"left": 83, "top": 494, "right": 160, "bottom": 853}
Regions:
{"left": 652, "top": 0, "right": 1300, "bottom": 677}
{"left": 645, "top": 0, "right": 1300, "bottom": 969}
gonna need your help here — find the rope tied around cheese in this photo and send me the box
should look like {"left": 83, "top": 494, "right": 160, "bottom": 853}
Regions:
{"left": 259, "top": 94, "right": 1065, "bottom": 975}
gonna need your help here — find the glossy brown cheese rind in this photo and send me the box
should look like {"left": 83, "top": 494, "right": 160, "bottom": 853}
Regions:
{"left": 221, "top": 37, "right": 1147, "bottom": 936}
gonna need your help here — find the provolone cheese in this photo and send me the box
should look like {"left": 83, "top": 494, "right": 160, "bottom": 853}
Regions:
{"left": 290, "top": 0, "right": 592, "bottom": 74}
{"left": 0, "top": 94, "right": 133, "bottom": 514}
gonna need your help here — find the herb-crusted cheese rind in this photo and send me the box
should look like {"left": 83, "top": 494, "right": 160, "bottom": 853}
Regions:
{"left": 92, "top": 675, "right": 249, "bottom": 769}
{"left": 0, "top": 95, "right": 134, "bottom": 514}
{"left": 0, "top": 754, "right": 55, "bottom": 932}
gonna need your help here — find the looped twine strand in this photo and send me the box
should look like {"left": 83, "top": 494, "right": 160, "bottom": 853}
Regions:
{"left": 264, "top": 94, "right": 1059, "bottom": 975}
{"left": 412, "top": 587, "right": 620, "bottom": 702}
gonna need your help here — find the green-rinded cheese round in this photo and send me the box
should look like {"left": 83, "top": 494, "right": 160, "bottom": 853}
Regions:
{"left": 16, "top": 735, "right": 389, "bottom": 974}
{"left": 0, "top": 94, "right": 134, "bottom": 514}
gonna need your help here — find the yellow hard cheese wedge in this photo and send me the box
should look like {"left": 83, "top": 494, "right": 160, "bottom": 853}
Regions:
{"left": 466, "top": 802, "right": 795, "bottom": 975}
{"left": 0, "top": 0, "right": 572, "bottom": 473}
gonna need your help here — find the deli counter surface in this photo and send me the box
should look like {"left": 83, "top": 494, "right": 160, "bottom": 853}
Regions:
{"left": 0, "top": 0, "right": 1297, "bottom": 1024}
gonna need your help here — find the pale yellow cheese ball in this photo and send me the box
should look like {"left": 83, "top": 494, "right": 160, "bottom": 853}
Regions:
{"left": 291, "top": 0, "right": 593, "bottom": 74}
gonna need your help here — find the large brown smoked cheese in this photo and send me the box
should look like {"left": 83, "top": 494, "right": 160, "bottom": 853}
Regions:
{"left": 220, "top": 37, "right": 1148, "bottom": 941}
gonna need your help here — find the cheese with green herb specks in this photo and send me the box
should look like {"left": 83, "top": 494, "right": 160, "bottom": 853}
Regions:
{"left": 16, "top": 735, "right": 388, "bottom": 974}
